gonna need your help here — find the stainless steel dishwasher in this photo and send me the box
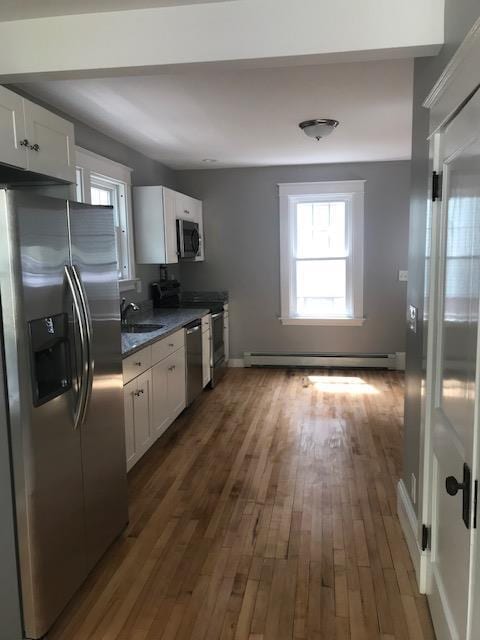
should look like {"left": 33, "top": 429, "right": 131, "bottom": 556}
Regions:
{"left": 185, "top": 319, "right": 203, "bottom": 406}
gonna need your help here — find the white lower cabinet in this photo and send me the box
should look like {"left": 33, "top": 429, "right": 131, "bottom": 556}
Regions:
{"left": 202, "top": 327, "right": 211, "bottom": 387}
{"left": 152, "top": 346, "right": 186, "bottom": 440}
{"left": 123, "top": 370, "right": 153, "bottom": 471}
{"left": 167, "top": 347, "right": 187, "bottom": 419}
{"left": 123, "top": 330, "right": 187, "bottom": 470}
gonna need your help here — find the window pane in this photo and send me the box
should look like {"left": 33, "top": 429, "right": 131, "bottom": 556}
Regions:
{"left": 91, "top": 182, "right": 124, "bottom": 279}
{"left": 91, "top": 186, "right": 112, "bottom": 206}
{"left": 75, "top": 168, "right": 83, "bottom": 202}
{"left": 296, "top": 259, "right": 347, "bottom": 316}
{"left": 296, "top": 201, "right": 346, "bottom": 258}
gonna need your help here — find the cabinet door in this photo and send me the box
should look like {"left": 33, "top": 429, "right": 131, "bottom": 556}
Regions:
{"left": 133, "top": 370, "right": 153, "bottom": 458}
{"left": 123, "top": 380, "right": 136, "bottom": 471}
{"left": 167, "top": 347, "right": 186, "bottom": 421}
{"left": 194, "top": 200, "right": 205, "bottom": 262}
{"left": 223, "top": 312, "right": 230, "bottom": 362}
{"left": 23, "top": 100, "right": 75, "bottom": 182}
{"left": 0, "top": 87, "right": 27, "bottom": 169}
{"left": 152, "top": 359, "right": 170, "bottom": 439}
{"left": 202, "top": 328, "right": 211, "bottom": 387}
{"left": 163, "top": 188, "right": 179, "bottom": 264}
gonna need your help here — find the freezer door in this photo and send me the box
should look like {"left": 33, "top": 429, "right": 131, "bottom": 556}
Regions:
{"left": 68, "top": 201, "right": 128, "bottom": 571}
{"left": 0, "top": 191, "right": 87, "bottom": 639}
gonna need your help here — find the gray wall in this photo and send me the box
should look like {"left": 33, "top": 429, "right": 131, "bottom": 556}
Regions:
{"left": 403, "top": 1, "right": 480, "bottom": 512}
{"left": 177, "top": 161, "right": 411, "bottom": 360}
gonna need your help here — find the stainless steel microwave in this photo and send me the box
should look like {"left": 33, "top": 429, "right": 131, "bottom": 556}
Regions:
{"left": 176, "top": 219, "right": 200, "bottom": 259}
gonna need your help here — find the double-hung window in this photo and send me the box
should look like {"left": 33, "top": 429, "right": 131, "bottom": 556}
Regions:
{"left": 279, "top": 181, "right": 365, "bottom": 325}
{"left": 75, "top": 147, "right": 138, "bottom": 292}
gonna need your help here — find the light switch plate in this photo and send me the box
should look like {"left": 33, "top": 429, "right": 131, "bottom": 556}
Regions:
{"left": 399, "top": 270, "right": 408, "bottom": 282}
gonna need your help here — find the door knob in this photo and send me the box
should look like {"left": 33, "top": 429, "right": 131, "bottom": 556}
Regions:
{"left": 446, "top": 475, "right": 467, "bottom": 496}
{"left": 445, "top": 463, "right": 472, "bottom": 529}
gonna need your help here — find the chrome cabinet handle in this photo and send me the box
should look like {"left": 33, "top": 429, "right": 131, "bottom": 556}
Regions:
{"left": 19, "top": 138, "right": 30, "bottom": 147}
{"left": 168, "top": 343, "right": 174, "bottom": 347}
{"left": 184, "top": 209, "right": 190, "bottom": 214}
{"left": 168, "top": 365, "right": 176, "bottom": 372}
{"left": 134, "top": 361, "right": 142, "bottom": 366}
{"left": 29, "top": 143, "right": 40, "bottom": 152}
{"left": 134, "top": 389, "right": 144, "bottom": 397}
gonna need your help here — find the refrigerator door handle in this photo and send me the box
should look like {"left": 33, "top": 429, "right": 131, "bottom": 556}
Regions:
{"left": 71, "top": 264, "right": 94, "bottom": 421}
{"left": 64, "top": 265, "right": 89, "bottom": 430}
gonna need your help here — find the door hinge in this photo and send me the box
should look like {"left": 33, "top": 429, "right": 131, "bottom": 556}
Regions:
{"left": 421, "top": 524, "right": 430, "bottom": 551}
{"left": 432, "top": 171, "right": 442, "bottom": 202}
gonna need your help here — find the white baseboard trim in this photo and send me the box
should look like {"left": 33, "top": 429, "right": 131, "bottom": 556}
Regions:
{"left": 397, "top": 479, "right": 428, "bottom": 593}
{"left": 227, "top": 358, "right": 245, "bottom": 368}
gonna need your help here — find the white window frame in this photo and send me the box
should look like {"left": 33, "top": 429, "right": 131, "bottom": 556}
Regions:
{"left": 279, "top": 180, "right": 365, "bottom": 326}
{"left": 75, "top": 146, "right": 139, "bottom": 292}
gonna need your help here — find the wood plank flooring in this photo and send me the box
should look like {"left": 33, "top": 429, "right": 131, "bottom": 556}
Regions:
{"left": 48, "top": 368, "right": 435, "bottom": 640}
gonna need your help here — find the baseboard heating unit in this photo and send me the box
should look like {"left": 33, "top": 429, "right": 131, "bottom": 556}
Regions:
{"left": 243, "top": 352, "right": 404, "bottom": 370}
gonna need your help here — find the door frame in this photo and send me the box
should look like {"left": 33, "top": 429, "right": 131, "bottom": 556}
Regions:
{"left": 418, "top": 14, "right": 480, "bottom": 638}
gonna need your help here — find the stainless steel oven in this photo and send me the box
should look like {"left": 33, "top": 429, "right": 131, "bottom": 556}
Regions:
{"left": 176, "top": 219, "right": 200, "bottom": 259}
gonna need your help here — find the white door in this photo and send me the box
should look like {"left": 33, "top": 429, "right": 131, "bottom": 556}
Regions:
{"left": 0, "top": 87, "right": 27, "bottom": 169}
{"left": 166, "top": 347, "right": 186, "bottom": 420}
{"left": 23, "top": 100, "right": 75, "bottom": 182}
{"left": 152, "top": 359, "right": 170, "bottom": 439}
{"left": 427, "top": 88, "right": 480, "bottom": 640}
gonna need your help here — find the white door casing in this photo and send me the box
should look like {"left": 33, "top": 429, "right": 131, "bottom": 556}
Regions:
{"left": 423, "top": 87, "right": 480, "bottom": 640}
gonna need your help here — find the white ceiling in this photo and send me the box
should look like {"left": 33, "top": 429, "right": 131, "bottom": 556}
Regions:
{"left": 19, "top": 58, "right": 414, "bottom": 170}
{"left": 0, "top": 0, "right": 233, "bottom": 22}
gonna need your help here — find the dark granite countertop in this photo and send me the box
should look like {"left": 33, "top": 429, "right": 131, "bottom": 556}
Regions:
{"left": 121, "top": 308, "right": 209, "bottom": 358}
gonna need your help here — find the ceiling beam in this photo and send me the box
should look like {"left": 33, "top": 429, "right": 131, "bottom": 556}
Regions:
{"left": 0, "top": 0, "right": 444, "bottom": 82}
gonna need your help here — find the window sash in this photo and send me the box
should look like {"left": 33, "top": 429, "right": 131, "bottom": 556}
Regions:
{"left": 279, "top": 180, "right": 364, "bottom": 324}
{"left": 75, "top": 147, "right": 134, "bottom": 286}
{"left": 291, "top": 196, "right": 353, "bottom": 318}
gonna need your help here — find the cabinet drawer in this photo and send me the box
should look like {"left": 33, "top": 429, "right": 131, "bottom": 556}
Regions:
{"left": 123, "top": 346, "right": 152, "bottom": 384}
{"left": 201, "top": 314, "right": 211, "bottom": 332}
{"left": 151, "top": 328, "right": 185, "bottom": 365}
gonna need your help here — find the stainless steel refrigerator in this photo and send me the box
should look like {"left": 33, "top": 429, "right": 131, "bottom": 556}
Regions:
{"left": 0, "top": 189, "right": 128, "bottom": 639}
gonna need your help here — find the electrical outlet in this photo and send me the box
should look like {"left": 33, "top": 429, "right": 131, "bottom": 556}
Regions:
{"left": 399, "top": 270, "right": 408, "bottom": 282}
{"left": 411, "top": 473, "right": 417, "bottom": 504}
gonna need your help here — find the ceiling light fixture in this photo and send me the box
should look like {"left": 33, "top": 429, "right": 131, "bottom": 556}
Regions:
{"left": 299, "top": 119, "right": 339, "bottom": 141}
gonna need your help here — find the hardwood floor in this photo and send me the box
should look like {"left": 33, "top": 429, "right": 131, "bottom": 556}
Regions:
{"left": 48, "top": 368, "right": 435, "bottom": 640}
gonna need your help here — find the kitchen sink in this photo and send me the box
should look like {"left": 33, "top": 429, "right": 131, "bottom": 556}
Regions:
{"left": 122, "top": 323, "right": 164, "bottom": 333}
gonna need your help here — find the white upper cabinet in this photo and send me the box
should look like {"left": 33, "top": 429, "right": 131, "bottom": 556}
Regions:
{"left": 0, "top": 86, "right": 75, "bottom": 183}
{"left": 0, "top": 86, "right": 28, "bottom": 169}
{"left": 133, "top": 185, "right": 204, "bottom": 264}
{"left": 23, "top": 100, "right": 75, "bottom": 183}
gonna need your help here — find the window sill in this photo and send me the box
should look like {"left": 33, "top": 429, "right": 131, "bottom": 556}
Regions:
{"left": 279, "top": 317, "right": 366, "bottom": 326}
{"left": 119, "top": 278, "right": 141, "bottom": 293}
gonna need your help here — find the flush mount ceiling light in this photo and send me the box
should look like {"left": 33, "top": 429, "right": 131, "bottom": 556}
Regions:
{"left": 299, "top": 119, "right": 339, "bottom": 141}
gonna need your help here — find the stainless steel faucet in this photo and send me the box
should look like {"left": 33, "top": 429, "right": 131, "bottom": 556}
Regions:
{"left": 120, "top": 298, "right": 140, "bottom": 325}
